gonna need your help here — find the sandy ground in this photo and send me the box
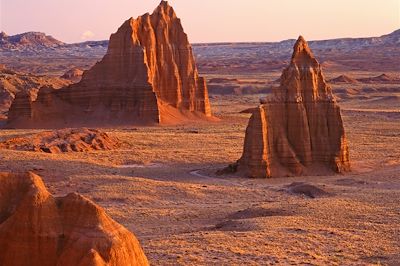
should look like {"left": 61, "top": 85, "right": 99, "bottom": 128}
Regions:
{"left": 0, "top": 79, "right": 400, "bottom": 265}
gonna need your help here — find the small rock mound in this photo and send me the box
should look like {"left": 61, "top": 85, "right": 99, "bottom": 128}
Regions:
{"left": 216, "top": 162, "right": 238, "bottom": 175}
{"left": 357, "top": 73, "right": 400, "bottom": 84}
{"left": 214, "top": 219, "right": 260, "bottom": 232}
{"left": 286, "top": 182, "right": 331, "bottom": 198}
{"left": 61, "top": 67, "right": 84, "bottom": 82}
{"left": 329, "top": 74, "right": 359, "bottom": 84}
{"left": 0, "top": 128, "right": 118, "bottom": 153}
{"left": 0, "top": 172, "right": 149, "bottom": 265}
{"left": 228, "top": 206, "right": 293, "bottom": 220}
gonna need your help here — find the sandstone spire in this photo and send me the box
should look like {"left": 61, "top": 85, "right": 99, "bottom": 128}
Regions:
{"left": 0, "top": 172, "right": 149, "bottom": 266}
{"left": 7, "top": 1, "right": 212, "bottom": 128}
{"left": 291, "top": 35, "right": 314, "bottom": 60}
{"left": 236, "top": 36, "right": 350, "bottom": 178}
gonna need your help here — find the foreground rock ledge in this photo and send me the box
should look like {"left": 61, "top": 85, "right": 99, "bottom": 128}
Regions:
{"left": 234, "top": 36, "right": 350, "bottom": 178}
{"left": 7, "top": 1, "right": 212, "bottom": 128}
{"left": 0, "top": 172, "right": 149, "bottom": 266}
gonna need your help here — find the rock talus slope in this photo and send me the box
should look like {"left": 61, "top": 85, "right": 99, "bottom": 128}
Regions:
{"left": 238, "top": 36, "right": 350, "bottom": 178}
{"left": 0, "top": 172, "right": 149, "bottom": 266}
{"left": 7, "top": 1, "right": 211, "bottom": 128}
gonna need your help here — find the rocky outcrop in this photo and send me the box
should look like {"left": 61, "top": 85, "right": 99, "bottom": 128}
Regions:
{"left": 0, "top": 66, "right": 70, "bottom": 117}
{"left": 329, "top": 75, "right": 359, "bottom": 84}
{"left": 235, "top": 36, "right": 350, "bottom": 178}
{"left": 7, "top": 1, "right": 212, "bottom": 128}
{"left": 61, "top": 67, "right": 84, "bottom": 82}
{"left": 357, "top": 73, "right": 400, "bottom": 84}
{"left": 0, "top": 128, "right": 119, "bottom": 153}
{"left": 0, "top": 172, "right": 149, "bottom": 266}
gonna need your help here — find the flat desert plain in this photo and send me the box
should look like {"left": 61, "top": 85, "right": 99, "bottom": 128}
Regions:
{"left": 0, "top": 71, "right": 399, "bottom": 265}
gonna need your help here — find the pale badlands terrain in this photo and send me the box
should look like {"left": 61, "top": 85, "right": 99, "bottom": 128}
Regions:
{"left": 0, "top": 72, "right": 399, "bottom": 264}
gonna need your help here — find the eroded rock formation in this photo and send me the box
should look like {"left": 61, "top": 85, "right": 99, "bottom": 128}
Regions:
{"left": 329, "top": 74, "right": 359, "bottom": 84}
{"left": 236, "top": 36, "right": 350, "bottom": 178}
{"left": 7, "top": 1, "right": 212, "bottom": 128}
{"left": 0, "top": 172, "right": 149, "bottom": 266}
{"left": 0, "top": 128, "right": 118, "bottom": 153}
{"left": 0, "top": 66, "right": 70, "bottom": 117}
{"left": 61, "top": 67, "right": 84, "bottom": 82}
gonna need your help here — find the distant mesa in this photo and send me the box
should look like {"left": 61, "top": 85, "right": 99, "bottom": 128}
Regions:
{"left": 0, "top": 31, "right": 63, "bottom": 50}
{"left": 61, "top": 67, "right": 84, "bottom": 82}
{"left": 0, "top": 128, "right": 119, "bottom": 153}
{"left": 0, "top": 172, "right": 149, "bottom": 266}
{"left": 329, "top": 74, "right": 359, "bottom": 84}
{"left": 226, "top": 36, "right": 350, "bottom": 178}
{"left": 7, "top": 1, "right": 213, "bottom": 128}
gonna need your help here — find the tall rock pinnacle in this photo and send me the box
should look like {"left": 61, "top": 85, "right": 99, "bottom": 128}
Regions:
{"left": 236, "top": 36, "right": 350, "bottom": 178}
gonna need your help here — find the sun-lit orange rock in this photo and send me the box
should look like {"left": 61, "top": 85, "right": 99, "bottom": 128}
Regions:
{"left": 0, "top": 172, "right": 149, "bottom": 266}
{"left": 7, "top": 1, "right": 212, "bottom": 128}
{"left": 236, "top": 36, "right": 350, "bottom": 178}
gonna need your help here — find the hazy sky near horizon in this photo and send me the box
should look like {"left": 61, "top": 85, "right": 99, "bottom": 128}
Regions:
{"left": 0, "top": 0, "right": 399, "bottom": 43}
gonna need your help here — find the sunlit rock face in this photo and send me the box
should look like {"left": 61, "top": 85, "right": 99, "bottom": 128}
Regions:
{"left": 0, "top": 172, "right": 149, "bottom": 266}
{"left": 237, "top": 36, "right": 350, "bottom": 178}
{"left": 7, "top": 1, "right": 212, "bottom": 128}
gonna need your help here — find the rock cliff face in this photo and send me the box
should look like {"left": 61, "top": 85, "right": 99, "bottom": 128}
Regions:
{"left": 7, "top": 1, "right": 212, "bottom": 128}
{"left": 0, "top": 172, "right": 149, "bottom": 266}
{"left": 237, "top": 36, "right": 350, "bottom": 178}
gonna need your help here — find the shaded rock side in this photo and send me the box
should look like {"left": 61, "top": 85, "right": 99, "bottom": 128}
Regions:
{"left": 0, "top": 172, "right": 149, "bottom": 266}
{"left": 237, "top": 36, "right": 350, "bottom": 178}
{"left": 7, "top": 1, "right": 212, "bottom": 128}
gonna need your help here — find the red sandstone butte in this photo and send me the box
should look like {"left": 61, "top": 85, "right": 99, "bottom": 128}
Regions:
{"left": 7, "top": 1, "right": 212, "bottom": 128}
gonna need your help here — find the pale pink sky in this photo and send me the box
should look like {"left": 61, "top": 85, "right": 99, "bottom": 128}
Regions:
{"left": 0, "top": 0, "right": 399, "bottom": 43}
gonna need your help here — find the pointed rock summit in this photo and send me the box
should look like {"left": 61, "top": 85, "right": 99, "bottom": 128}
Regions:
{"left": 234, "top": 36, "right": 350, "bottom": 178}
{"left": 0, "top": 172, "right": 149, "bottom": 265}
{"left": 291, "top": 35, "right": 315, "bottom": 60}
{"left": 7, "top": 1, "right": 212, "bottom": 128}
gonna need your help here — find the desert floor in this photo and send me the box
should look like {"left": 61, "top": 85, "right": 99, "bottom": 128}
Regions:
{"left": 0, "top": 74, "right": 399, "bottom": 265}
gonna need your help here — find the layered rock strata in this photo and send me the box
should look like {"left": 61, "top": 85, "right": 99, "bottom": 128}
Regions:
{"left": 7, "top": 1, "right": 211, "bottom": 128}
{"left": 0, "top": 172, "right": 149, "bottom": 266}
{"left": 236, "top": 36, "right": 350, "bottom": 178}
